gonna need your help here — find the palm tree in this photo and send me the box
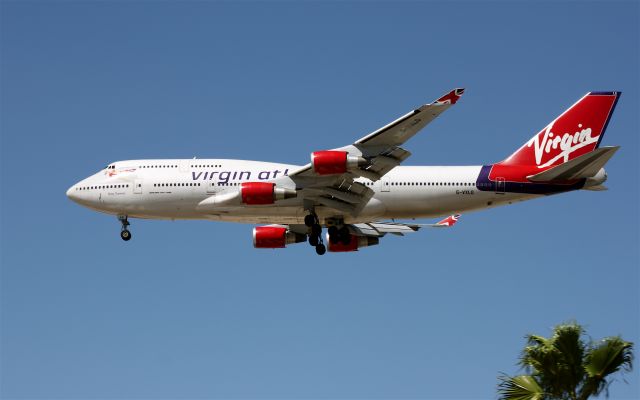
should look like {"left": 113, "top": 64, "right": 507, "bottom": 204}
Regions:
{"left": 498, "top": 322, "right": 633, "bottom": 400}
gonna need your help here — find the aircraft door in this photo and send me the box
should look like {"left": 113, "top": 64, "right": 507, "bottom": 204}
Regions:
{"left": 496, "top": 177, "right": 505, "bottom": 194}
{"left": 381, "top": 179, "right": 391, "bottom": 192}
{"left": 134, "top": 179, "right": 143, "bottom": 194}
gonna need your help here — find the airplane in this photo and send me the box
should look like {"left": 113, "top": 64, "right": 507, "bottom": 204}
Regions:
{"left": 66, "top": 89, "right": 621, "bottom": 255}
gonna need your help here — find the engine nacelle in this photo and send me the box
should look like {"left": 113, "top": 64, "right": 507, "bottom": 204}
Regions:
{"left": 253, "top": 226, "right": 307, "bottom": 248}
{"left": 241, "top": 182, "right": 296, "bottom": 205}
{"left": 311, "top": 151, "right": 367, "bottom": 175}
{"left": 326, "top": 234, "right": 379, "bottom": 252}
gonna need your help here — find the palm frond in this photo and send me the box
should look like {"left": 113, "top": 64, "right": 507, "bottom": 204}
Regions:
{"left": 501, "top": 323, "right": 634, "bottom": 400}
{"left": 584, "top": 336, "right": 634, "bottom": 378}
{"left": 579, "top": 337, "right": 634, "bottom": 399}
{"left": 497, "top": 374, "right": 545, "bottom": 400}
{"left": 551, "top": 324, "right": 586, "bottom": 392}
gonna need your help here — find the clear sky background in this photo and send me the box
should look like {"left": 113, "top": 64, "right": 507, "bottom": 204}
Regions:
{"left": 1, "top": 1, "right": 638, "bottom": 399}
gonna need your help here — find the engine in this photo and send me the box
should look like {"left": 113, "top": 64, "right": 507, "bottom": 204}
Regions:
{"left": 311, "top": 151, "right": 367, "bottom": 175}
{"left": 253, "top": 226, "right": 307, "bottom": 248}
{"left": 326, "top": 234, "right": 379, "bottom": 252}
{"left": 241, "top": 182, "right": 296, "bottom": 205}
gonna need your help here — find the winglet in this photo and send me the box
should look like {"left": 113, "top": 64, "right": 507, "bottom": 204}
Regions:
{"left": 434, "top": 88, "right": 465, "bottom": 105}
{"left": 432, "top": 214, "right": 461, "bottom": 228}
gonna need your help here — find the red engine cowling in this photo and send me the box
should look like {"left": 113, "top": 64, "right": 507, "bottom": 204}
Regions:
{"left": 241, "top": 182, "right": 275, "bottom": 205}
{"left": 253, "top": 226, "right": 306, "bottom": 249}
{"left": 241, "top": 182, "right": 296, "bottom": 205}
{"left": 311, "top": 151, "right": 366, "bottom": 175}
{"left": 326, "top": 234, "right": 380, "bottom": 252}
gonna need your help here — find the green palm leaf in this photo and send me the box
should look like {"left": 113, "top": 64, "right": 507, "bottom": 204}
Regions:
{"left": 579, "top": 337, "right": 634, "bottom": 399}
{"left": 497, "top": 374, "right": 545, "bottom": 400}
{"left": 499, "top": 323, "right": 634, "bottom": 400}
{"left": 584, "top": 337, "right": 633, "bottom": 378}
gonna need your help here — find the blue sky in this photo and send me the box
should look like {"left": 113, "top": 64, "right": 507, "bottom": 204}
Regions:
{"left": 1, "top": 1, "right": 638, "bottom": 399}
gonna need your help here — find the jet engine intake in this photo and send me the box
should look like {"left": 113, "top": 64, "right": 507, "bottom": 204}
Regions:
{"left": 241, "top": 182, "right": 296, "bottom": 205}
{"left": 326, "top": 234, "right": 379, "bottom": 252}
{"left": 253, "top": 226, "right": 307, "bottom": 248}
{"left": 311, "top": 151, "right": 367, "bottom": 175}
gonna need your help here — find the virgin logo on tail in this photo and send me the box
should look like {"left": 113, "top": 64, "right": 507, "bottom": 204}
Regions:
{"left": 497, "top": 92, "right": 620, "bottom": 173}
{"left": 528, "top": 122, "right": 597, "bottom": 168}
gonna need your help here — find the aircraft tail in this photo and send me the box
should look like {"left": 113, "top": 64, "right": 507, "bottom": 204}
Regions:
{"left": 490, "top": 92, "right": 620, "bottom": 182}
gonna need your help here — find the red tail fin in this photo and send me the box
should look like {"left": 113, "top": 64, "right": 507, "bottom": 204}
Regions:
{"left": 491, "top": 92, "right": 620, "bottom": 182}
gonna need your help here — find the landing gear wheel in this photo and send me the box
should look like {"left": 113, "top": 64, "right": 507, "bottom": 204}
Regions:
{"left": 118, "top": 215, "right": 131, "bottom": 241}
{"left": 315, "top": 243, "right": 326, "bottom": 255}
{"left": 309, "top": 234, "right": 319, "bottom": 247}
{"left": 311, "top": 224, "right": 322, "bottom": 236}
{"left": 120, "top": 229, "right": 131, "bottom": 241}
{"left": 304, "top": 214, "right": 316, "bottom": 227}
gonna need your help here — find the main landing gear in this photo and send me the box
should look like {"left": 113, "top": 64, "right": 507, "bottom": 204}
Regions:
{"left": 118, "top": 215, "right": 132, "bottom": 241}
{"left": 305, "top": 213, "right": 326, "bottom": 255}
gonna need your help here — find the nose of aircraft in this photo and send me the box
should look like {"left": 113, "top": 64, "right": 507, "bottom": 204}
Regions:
{"left": 66, "top": 184, "right": 79, "bottom": 202}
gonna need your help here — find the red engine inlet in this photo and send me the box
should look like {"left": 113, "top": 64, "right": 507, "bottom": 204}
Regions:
{"left": 253, "top": 226, "right": 307, "bottom": 249}
{"left": 311, "top": 151, "right": 367, "bottom": 175}
{"left": 241, "top": 182, "right": 297, "bottom": 205}
{"left": 326, "top": 234, "right": 380, "bottom": 252}
{"left": 241, "top": 182, "right": 275, "bottom": 205}
{"left": 253, "top": 226, "right": 287, "bottom": 248}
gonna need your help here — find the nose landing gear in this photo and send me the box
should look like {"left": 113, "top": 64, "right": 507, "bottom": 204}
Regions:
{"left": 118, "top": 215, "right": 131, "bottom": 241}
{"left": 305, "top": 213, "right": 326, "bottom": 255}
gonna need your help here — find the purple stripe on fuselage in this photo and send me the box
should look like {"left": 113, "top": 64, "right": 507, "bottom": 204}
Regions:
{"left": 475, "top": 165, "right": 585, "bottom": 195}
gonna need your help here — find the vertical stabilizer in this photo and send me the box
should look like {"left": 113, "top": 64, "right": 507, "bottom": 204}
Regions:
{"left": 490, "top": 92, "right": 620, "bottom": 182}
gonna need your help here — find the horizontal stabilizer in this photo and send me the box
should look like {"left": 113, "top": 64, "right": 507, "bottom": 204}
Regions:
{"left": 527, "top": 146, "right": 619, "bottom": 182}
{"left": 583, "top": 184, "right": 608, "bottom": 191}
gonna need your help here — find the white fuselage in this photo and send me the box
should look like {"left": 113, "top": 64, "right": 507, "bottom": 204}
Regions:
{"left": 67, "top": 159, "right": 538, "bottom": 225}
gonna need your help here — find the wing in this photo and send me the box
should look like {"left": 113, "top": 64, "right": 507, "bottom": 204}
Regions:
{"left": 286, "top": 216, "right": 460, "bottom": 237}
{"left": 280, "top": 217, "right": 459, "bottom": 252}
{"left": 282, "top": 88, "right": 465, "bottom": 216}
{"left": 289, "top": 87, "right": 465, "bottom": 181}
{"left": 351, "top": 221, "right": 421, "bottom": 236}
{"left": 353, "top": 88, "right": 465, "bottom": 149}
{"left": 424, "top": 214, "right": 461, "bottom": 228}
{"left": 350, "top": 215, "right": 461, "bottom": 235}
